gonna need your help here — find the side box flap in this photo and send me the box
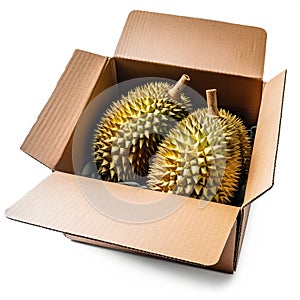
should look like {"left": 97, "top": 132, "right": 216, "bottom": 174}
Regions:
{"left": 21, "top": 50, "right": 108, "bottom": 170}
{"left": 243, "top": 71, "right": 287, "bottom": 206}
{"left": 115, "top": 11, "right": 266, "bottom": 79}
{"left": 6, "top": 172, "right": 239, "bottom": 267}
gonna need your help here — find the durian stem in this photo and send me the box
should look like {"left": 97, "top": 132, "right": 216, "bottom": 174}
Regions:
{"left": 206, "top": 89, "right": 220, "bottom": 117}
{"left": 168, "top": 74, "right": 190, "bottom": 100}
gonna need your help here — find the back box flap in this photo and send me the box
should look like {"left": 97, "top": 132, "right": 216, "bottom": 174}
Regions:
{"left": 21, "top": 50, "right": 108, "bottom": 170}
{"left": 5, "top": 172, "right": 239, "bottom": 267}
{"left": 243, "top": 70, "right": 286, "bottom": 206}
{"left": 115, "top": 11, "right": 266, "bottom": 79}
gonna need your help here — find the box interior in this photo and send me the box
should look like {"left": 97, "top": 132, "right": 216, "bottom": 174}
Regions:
{"left": 57, "top": 57, "right": 263, "bottom": 177}
{"left": 53, "top": 54, "right": 286, "bottom": 209}
{"left": 115, "top": 58, "right": 263, "bottom": 126}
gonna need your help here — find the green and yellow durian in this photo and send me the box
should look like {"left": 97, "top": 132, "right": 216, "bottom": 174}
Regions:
{"left": 147, "top": 89, "right": 251, "bottom": 204}
{"left": 93, "top": 75, "right": 192, "bottom": 182}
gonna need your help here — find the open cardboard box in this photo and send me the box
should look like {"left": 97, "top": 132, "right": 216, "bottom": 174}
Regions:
{"left": 5, "top": 11, "right": 286, "bottom": 273}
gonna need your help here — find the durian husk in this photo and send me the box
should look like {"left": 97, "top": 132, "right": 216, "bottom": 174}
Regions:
{"left": 93, "top": 78, "right": 192, "bottom": 182}
{"left": 147, "top": 108, "right": 251, "bottom": 204}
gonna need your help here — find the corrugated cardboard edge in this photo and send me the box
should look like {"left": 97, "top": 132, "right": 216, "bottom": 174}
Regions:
{"left": 64, "top": 221, "right": 237, "bottom": 273}
{"left": 233, "top": 205, "right": 251, "bottom": 270}
{"left": 20, "top": 50, "right": 109, "bottom": 170}
{"left": 244, "top": 70, "right": 287, "bottom": 206}
{"left": 5, "top": 171, "right": 239, "bottom": 270}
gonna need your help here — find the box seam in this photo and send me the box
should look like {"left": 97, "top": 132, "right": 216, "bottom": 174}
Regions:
{"left": 233, "top": 208, "right": 244, "bottom": 270}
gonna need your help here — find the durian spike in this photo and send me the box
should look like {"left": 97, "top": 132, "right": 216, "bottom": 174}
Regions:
{"left": 168, "top": 74, "right": 190, "bottom": 100}
{"left": 148, "top": 87, "right": 252, "bottom": 204}
{"left": 93, "top": 79, "right": 192, "bottom": 183}
{"left": 206, "top": 89, "right": 220, "bottom": 118}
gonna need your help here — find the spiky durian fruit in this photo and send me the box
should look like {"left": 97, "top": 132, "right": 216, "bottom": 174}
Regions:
{"left": 93, "top": 75, "right": 192, "bottom": 182}
{"left": 147, "top": 89, "right": 251, "bottom": 204}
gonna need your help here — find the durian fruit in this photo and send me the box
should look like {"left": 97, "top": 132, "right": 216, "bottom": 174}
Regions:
{"left": 147, "top": 89, "right": 251, "bottom": 204}
{"left": 93, "top": 75, "right": 192, "bottom": 183}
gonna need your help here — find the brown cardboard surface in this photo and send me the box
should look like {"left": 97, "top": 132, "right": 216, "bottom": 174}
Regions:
{"left": 115, "top": 11, "right": 266, "bottom": 79}
{"left": 5, "top": 171, "right": 239, "bottom": 267}
{"left": 55, "top": 58, "right": 118, "bottom": 174}
{"left": 212, "top": 221, "right": 236, "bottom": 273}
{"left": 21, "top": 50, "right": 108, "bottom": 170}
{"left": 65, "top": 221, "right": 236, "bottom": 273}
{"left": 244, "top": 71, "right": 286, "bottom": 206}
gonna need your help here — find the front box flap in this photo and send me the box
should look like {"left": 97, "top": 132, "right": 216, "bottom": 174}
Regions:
{"left": 6, "top": 172, "right": 239, "bottom": 267}
{"left": 21, "top": 50, "right": 108, "bottom": 170}
{"left": 244, "top": 71, "right": 286, "bottom": 206}
{"left": 115, "top": 11, "right": 266, "bottom": 79}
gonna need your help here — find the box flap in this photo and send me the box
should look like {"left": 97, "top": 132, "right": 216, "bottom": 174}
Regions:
{"left": 6, "top": 172, "right": 239, "bottom": 266}
{"left": 243, "top": 71, "right": 286, "bottom": 206}
{"left": 21, "top": 50, "right": 108, "bottom": 170}
{"left": 65, "top": 220, "right": 237, "bottom": 273}
{"left": 115, "top": 11, "right": 266, "bottom": 79}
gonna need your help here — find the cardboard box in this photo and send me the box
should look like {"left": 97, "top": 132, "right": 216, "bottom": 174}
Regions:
{"left": 5, "top": 11, "right": 286, "bottom": 273}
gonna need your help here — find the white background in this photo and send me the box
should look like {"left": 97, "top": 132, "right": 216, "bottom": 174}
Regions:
{"left": 1, "top": 0, "right": 299, "bottom": 299}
